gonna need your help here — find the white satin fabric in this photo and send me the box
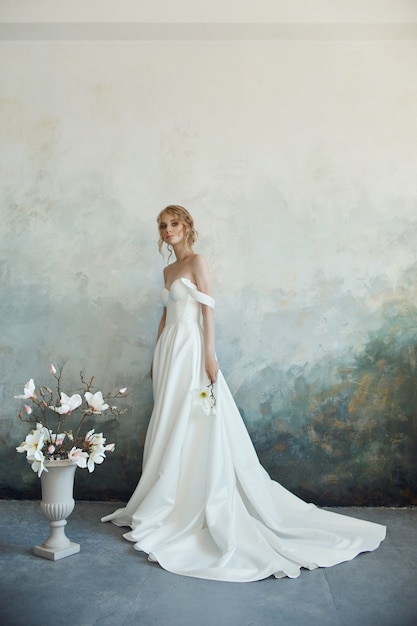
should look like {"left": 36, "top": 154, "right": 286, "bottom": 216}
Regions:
{"left": 102, "top": 278, "right": 386, "bottom": 581}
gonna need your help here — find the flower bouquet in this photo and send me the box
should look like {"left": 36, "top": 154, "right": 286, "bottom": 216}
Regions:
{"left": 15, "top": 363, "right": 127, "bottom": 476}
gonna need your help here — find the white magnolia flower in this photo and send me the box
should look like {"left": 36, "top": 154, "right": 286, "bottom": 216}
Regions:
{"left": 37, "top": 422, "right": 52, "bottom": 442}
{"left": 84, "top": 429, "right": 114, "bottom": 472}
{"left": 52, "top": 392, "right": 82, "bottom": 415}
{"left": 49, "top": 363, "right": 57, "bottom": 375}
{"left": 87, "top": 445, "right": 106, "bottom": 473}
{"left": 17, "top": 424, "right": 49, "bottom": 477}
{"left": 119, "top": 387, "right": 127, "bottom": 394}
{"left": 16, "top": 423, "right": 46, "bottom": 458}
{"left": 14, "top": 379, "right": 36, "bottom": 400}
{"left": 84, "top": 391, "right": 109, "bottom": 414}
{"left": 85, "top": 429, "right": 105, "bottom": 447}
{"left": 68, "top": 447, "right": 88, "bottom": 469}
{"left": 29, "top": 454, "right": 48, "bottom": 477}
{"left": 24, "top": 404, "right": 33, "bottom": 415}
{"left": 192, "top": 388, "right": 214, "bottom": 416}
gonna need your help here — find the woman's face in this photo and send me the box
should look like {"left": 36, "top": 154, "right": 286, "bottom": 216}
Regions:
{"left": 159, "top": 212, "right": 185, "bottom": 246}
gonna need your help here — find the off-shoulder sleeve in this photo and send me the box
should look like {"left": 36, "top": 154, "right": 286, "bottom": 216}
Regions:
{"left": 180, "top": 278, "right": 215, "bottom": 308}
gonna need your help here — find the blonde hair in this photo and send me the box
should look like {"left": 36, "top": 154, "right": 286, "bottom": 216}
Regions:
{"left": 157, "top": 205, "right": 198, "bottom": 258}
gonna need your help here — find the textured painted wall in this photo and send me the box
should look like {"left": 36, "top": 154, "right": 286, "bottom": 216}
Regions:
{"left": 1, "top": 35, "right": 416, "bottom": 505}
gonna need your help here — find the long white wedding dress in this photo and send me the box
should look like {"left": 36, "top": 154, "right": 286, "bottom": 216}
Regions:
{"left": 102, "top": 277, "right": 386, "bottom": 582}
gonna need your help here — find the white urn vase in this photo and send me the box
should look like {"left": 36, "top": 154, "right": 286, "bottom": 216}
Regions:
{"left": 34, "top": 459, "right": 80, "bottom": 560}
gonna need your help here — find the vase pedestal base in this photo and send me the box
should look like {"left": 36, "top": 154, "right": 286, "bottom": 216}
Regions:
{"left": 33, "top": 460, "right": 80, "bottom": 560}
{"left": 34, "top": 541, "right": 80, "bottom": 561}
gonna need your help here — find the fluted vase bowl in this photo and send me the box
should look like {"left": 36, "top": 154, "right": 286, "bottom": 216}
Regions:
{"left": 33, "top": 459, "right": 80, "bottom": 560}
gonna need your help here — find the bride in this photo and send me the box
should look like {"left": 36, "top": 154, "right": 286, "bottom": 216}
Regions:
{"left": 102, "top": 205, "right": 385, "bottom": 582}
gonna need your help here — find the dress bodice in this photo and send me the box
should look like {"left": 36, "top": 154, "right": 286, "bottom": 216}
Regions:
{"left": 161, "top": 278, "right": 215, "bottom": 326}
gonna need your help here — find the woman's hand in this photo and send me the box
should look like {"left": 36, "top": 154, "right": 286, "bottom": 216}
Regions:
{"left": 205, "top": 354, "right": 219, "bottom": 384}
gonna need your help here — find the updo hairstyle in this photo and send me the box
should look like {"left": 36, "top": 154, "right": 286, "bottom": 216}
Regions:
{"left": 157, "top": 205, "right": 198, "bottom": 256}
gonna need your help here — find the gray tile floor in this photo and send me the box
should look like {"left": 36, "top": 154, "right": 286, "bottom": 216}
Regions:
{"left": 0, "top": 501, "right": 416, "bottom": 626}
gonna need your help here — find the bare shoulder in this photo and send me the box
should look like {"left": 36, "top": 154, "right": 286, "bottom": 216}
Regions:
{"left": 190, "top": 254, "right": 210, "bottom": 276}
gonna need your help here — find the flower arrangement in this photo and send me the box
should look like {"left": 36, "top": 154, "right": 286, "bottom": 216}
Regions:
{"left": 15, "top": 363, "right": 127, "bottom": 477}
{"left": 192, "top": 382, "right": 216, "bottom": 416}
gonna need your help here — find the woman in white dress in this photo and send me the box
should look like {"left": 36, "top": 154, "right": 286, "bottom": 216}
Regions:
{"left": 102, "top": 205, "right": 386, "bottom": 582}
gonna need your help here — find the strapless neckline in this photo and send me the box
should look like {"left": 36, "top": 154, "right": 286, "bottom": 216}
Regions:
{"left": 162, "top": 277, "right": 215, "bottom": 309}
{"left": 163, "top": 277, "right": 197, "bottom": 292}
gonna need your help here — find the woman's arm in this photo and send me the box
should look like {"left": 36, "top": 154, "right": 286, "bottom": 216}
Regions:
{"left": 156, "top": 307, "right": 167, "bottom": 341}
{"left": 192, "top": 255, "right": 219, "bottom": 383}
{"left": 202, "top": 305, "right": 218, "bottom": 383}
